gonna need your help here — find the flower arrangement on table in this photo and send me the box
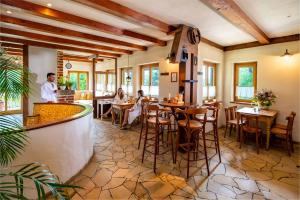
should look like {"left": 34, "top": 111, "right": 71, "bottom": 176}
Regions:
{"left": 252, "top": 89, "right": 277, "bottom": 110}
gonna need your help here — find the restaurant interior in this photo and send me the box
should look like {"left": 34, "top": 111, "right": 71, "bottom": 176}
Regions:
{"left": 0, "top": 0, "right": 299, "bottom": 199}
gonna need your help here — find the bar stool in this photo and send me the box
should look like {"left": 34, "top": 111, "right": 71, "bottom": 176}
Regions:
{"left": 141, "top": 105, "right": 175, "bottom": 173}
{"left": 198, "top": 104, "right": 222, "bottom": 164}
{"left": 138, "top": 98, "right": 150, "bottom": 149}
{"left": 175, "top": 107, "right": 210, "bottom": 178}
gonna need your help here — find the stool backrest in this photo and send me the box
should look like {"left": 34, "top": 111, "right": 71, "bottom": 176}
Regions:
{"left": 287, "top": 112, "right": 296, "bottom": 133}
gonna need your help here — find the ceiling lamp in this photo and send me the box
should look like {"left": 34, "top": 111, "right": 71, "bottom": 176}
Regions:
{"left": 166, "top": 54, "right": 171, "bottom": 64}
{"left": 6, "top": 10, "right": 12, "bottom": 14}
{"left": 281, "top": 49, "right": 292, "bottom": 58}
{"left": 47, "top": 3, "right": 52, "bottom": 7}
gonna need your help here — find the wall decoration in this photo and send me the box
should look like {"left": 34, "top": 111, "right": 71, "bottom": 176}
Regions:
{"left": 160, "top": 72, "right": 169, "bottom": 76}
{"left": 171, "top": 72, "right": 177, "bottom": 82}
{"left": 65, "top": 61, "right": 72, "bottom": 69}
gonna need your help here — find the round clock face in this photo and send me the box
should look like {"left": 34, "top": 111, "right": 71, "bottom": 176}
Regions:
{"left": 65, "top": 62, "right": 72, "bottom": 69}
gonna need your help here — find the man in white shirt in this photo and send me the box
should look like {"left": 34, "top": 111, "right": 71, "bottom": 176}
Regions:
{"left": 41, "top": 72, "right": 58, "bottom": 103}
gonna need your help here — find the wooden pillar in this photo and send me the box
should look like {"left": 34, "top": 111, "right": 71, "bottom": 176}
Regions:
{"left": 170, "top": 25, "right": 200, "bottom": 104}
{"left": 22, "top": 45, "right": 29, "bottom": 124}
{"left": 92, "top": 58, "right": 97, "bottom": 118}
{"left": 114, "top": 58, "right": 118, "bottom": 93}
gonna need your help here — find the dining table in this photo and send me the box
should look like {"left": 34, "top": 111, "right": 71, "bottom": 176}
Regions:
{"left": 112, "top": 102, "right": 134, "bottom": 127}
{"left": 159, "top": 101, "right": 195, "bottom": 119}
{"left": 236, "top": 107, "right": 278, "bottom": 150}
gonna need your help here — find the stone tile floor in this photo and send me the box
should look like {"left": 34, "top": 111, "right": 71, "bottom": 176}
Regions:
{"left": 69, "top": 120, "right": 300, "bottom": 200}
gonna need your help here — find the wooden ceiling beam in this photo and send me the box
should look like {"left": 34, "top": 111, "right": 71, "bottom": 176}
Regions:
{"left": 63, "top": 54, "right": 103, "bottom": 62}
{"left": 224, "top": 34, "right": 300, "bottom": 51}
{"left": 1, "top": 0, "right": 167, "bottom": 46}
{"left": 6, "top": 51, "right": 22, "bottom": 56}
{"left": 0, "top": 42, "right": 23, "bottom": 49}
{"left": 0, "top": 15, "right": 146, "bottom": 51}
{"left": 0, "top": 36, "right": 120, "bottom": 58}
{"left": 2, "top": 47, "right": 23, "bottom": 53}
{"left": 73, "top": 0, "right": 176, "bottom": 33}
{"left": 63, "top": 57, "right": 94, "bottom": 63}
{"left": 0, "top": 27, "right": 132, "bottom": 54}
{"left": 200, "top": 0, "right": 270, "bottom": 44}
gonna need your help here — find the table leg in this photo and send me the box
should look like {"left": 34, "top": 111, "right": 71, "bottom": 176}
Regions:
{"left": 120, "top": 109, "right": 123, "bottom": 128}
{"left": 266, "top": 119, "right": 271, "bottom": 150}
{"left": 236, "top": 113, "right": 240, "bottom": 142}
{"left": 97, "top": 101, "right": 99, "bottom": 119}
{"left": 101, "top": 103, "right": 103, "bottom": 120}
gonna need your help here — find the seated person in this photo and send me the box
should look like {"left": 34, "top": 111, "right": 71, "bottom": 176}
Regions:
{"left": 103, "top": 88, "right": 125, "bottom": 117}
{"left": 111, "top": 89, "right": 127, "bottom": 123}
{"left": 121, "top": 90, "right": 144, "bottom": 129}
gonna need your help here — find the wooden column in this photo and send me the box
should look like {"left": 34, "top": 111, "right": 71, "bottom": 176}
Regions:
{"left": 92, "top": 58, "right": 97, "bottom": 118}
{"left": 170, "top": 25, "right": 199, "bottom": 104}
{"left": 22, "top": 45, "right": 29, "bottom": 124}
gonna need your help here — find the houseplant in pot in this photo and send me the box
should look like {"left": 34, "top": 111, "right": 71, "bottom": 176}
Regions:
{"left": 58, "top": 76, "right": 67, "bottom": 90}
{"left": 65, "top": 78, "right": 74, "bottom": 90}
{"left": 0, "top": 48, "right": 78, "bottom": 199}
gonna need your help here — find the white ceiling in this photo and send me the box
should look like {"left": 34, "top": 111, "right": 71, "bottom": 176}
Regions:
{"left": 1, "top": 0, "right": 299, "bottom": 50}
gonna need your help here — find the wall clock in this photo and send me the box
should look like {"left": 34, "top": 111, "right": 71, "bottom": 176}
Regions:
{"left": 65, "top": 61, "right": 72, "bottom": 69}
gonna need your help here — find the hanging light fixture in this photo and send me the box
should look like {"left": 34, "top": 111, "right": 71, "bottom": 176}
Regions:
{"left": 281, "top": 49, "right": 292, "bottom": 61}
{"left": 166, "top": 54, "right": 171, "bottom": 64}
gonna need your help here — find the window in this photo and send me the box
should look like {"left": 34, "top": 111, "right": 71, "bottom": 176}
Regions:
{"left": 68, "top": 71, "right": 89, "bottom": 90}
{"left": 0, "top": 68, "right": 23, "bottom": 114}
{"left": 234, "top": 62, "right": 257, "bottom": 102}
{"left": 95, "top": 70, "right": 116, "bottom": 96}
{"left": 121, "top": 68, "right": 133, "bottom": 95}
{"left": 202, "top": 62, "right": 217, "bottom": 100}
{"left": 140, "top": 64, "right": 159, "bottom": 96}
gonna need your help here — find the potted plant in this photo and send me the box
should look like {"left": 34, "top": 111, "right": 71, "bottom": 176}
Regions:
{"left": 57, "top": 76, "right": 66, "bottom": 90}
{"left": 252, "top": 89, "right": 277, "bottom": 110}
{"left": 65, "top": 79, "right": 74, "bottom": 90}
{"left": 0, "top": 48, "right": 78, "bottom": 199}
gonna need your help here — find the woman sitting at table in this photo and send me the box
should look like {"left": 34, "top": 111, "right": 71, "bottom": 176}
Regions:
{"left": 121, "top": 90, "right": 144, "bottom": 129}
{"left": 111, "top": 89, "right": 127, "bottom": 123}
{"left": 103, "top": 88, "right": 125, "bottom": 117}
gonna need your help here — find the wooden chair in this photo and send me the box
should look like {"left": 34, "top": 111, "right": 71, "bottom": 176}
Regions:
{"left": 141, "top": 104, "right": 174, "bottom": 173}
{"left": 175, "top": 107, "right": 210, "bottom": 178}
{"left": 240, "top": 114, "right": 262, "bottom": 154}
{"left": 224, "top": 106, "right": 243, "bottom": 138}
{"left": 271, "top": 112, "right": 296, "bottom": 156}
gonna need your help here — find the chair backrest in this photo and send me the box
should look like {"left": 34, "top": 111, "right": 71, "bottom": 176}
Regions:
{"left": 240, "top": 113, "right": 259, "bottom": 132}
{"left": 224, "top": 106, "right": 237, "bottom": 122}
{"left": 286, "top": 112, "right": 296, "bottom": 133}
{"left": 141, "top": 98, "right": 150, "bottom": 115}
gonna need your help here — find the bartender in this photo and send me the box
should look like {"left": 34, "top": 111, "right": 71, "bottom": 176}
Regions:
{"left": 41, "top": 72, "right": 57, "bottom": 103}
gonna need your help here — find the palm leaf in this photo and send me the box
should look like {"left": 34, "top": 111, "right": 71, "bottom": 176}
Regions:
{"left": 0, "top": 163, "right": 80, "bottom": 200}
{"left": 0, "top": 116, "right": 28, "bottom": 167}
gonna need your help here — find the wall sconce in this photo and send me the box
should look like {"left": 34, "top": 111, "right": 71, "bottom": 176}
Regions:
{"left": 281, "top": 49, "right": 292, "bottom": 61}
{"left": 166, "top": 54, "right": 171, "bottom": 64}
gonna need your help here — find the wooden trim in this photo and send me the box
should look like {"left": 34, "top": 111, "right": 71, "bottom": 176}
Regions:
{"left": 200, "top": 0, "right": 269, "bottom": 44}
{"left": 22, "top": 45, "right": 29, "bottom": 124}
{"left": 73, "top": 0, "right": 176, "bottom": 33}
{"left": 0, "top": 27, "right": 132, "bottom": 54}
{"left": 3, "top": 47, "right": 23, "bottom": 53}
{"left": 224, "top": 34, "right": 300, "bottom": 51}
{"left": 0, "top": 36, "right": 120, "bottom": 58}
{"left": 63, "top": 54, "right": 103, "bottom": 62}
{"left": 0, "top": 15, "right": 147, "bottom": 51}
{"left": 0, "top": 42, "right": 23, "bottom": 49}
{"left": 201, "top": 38, "right": 224, "bottom": 50}
{"left": 1, "top": 0, "right": 166, "bottom": 46}
{"left": 68, "top": 70, "right": 89, "bottom": 90}
{"left": 6, "top": 51, "right": 23, "bottom": 56}
{"left": 233, "top": 62, "right": 257, "bottom": 102}
{"left": 63, "top": 58, "right": 94, "bottom": 63}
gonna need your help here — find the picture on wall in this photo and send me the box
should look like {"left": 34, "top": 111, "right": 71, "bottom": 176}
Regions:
{"left": 171, "top": 72, "right": 177, "bottom": 82}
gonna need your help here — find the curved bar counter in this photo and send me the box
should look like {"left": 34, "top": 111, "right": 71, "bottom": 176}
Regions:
{"left": 11, "top": 103, "right": 94, "bottom": 184}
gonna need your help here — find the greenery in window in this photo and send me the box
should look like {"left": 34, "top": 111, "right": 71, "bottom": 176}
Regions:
{"left": 151, "top": 68, "right": 159, "bottom": 86}
{"left": 0, "top": 49, "right": 78, "bottom": 199}
{"left": 238, "top": 67, "right": 253, "bottom": 87}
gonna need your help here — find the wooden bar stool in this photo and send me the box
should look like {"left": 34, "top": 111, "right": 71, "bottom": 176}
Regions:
{"left": 141, "top": 105, "right": 175, "bottom": 173}
{"left": 240, "top": 114, "right": 262, "bottom": 154}
{"left": 199, "top": 104, "right": 222, "bottom": 164}
{"left": 175, "top": 107, "right": 210, "bottom": 178}
{"left": 138, "top": 98, "right": 150, "bottom": 149}
{"left": 271, "top": 112, "right": 296, "bottom": 156}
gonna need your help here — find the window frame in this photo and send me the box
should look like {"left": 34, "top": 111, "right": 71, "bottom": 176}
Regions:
{"left": 233, "top": 62, "right": 257, "bottom": 103}
{"left": 68, "top": 70, "right": 89, "bottom": 90}
{"left": 140, "top": 63, "right": 159, "bottom": 96}
{"left": 121, "top": 67, "right": 133, "bottom": 95}
{"left": 202, "top": 61, "right": 217, "bottom": 101}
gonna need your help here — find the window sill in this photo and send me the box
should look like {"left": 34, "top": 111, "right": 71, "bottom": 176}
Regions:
{"left": 230, "top": 101, "right": 252, "bottom": 106}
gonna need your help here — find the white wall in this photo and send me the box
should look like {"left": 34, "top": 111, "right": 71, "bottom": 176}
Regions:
{"left": 223, "top": 41, "right": 300, "bottom": 141}
{"left": 28, "top": 46, "right": 57, "bottom": 114}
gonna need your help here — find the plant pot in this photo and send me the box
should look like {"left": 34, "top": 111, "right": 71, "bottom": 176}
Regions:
{"left": 59, "top": 85, "right": 66, "bottom": 90}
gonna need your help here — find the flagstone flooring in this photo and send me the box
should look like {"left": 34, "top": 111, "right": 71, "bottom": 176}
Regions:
{"left": 69, "top": 120, "right": 300, "bottom": 200}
